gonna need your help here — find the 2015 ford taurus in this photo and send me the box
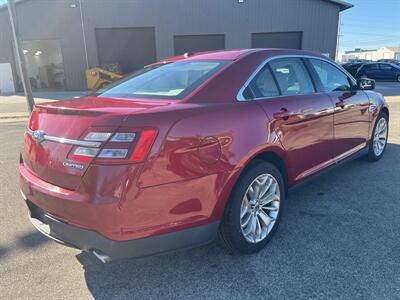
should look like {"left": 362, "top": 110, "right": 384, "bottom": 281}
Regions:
{"left": 19, "top": 49, "right": 389, "bottom": 262}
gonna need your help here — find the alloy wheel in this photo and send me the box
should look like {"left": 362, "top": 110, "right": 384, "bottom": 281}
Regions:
{"left": 240, "top": 173, "right": 280, "bottom": 243}
{"left": 373, "top": 117, "right": 388, "bottom": 156}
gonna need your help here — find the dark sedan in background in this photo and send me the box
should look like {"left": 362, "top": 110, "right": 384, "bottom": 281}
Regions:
{"left": 355, "top": 62, "right": 400, "bottom": 82}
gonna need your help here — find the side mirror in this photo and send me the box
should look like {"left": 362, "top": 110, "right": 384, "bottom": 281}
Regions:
{"left": 357, "top": 78, "right": 375, "bottom": 90}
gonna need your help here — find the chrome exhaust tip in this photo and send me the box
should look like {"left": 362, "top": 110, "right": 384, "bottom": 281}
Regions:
{"left": 92, "top": 249, "right": 112, "bottom": 263}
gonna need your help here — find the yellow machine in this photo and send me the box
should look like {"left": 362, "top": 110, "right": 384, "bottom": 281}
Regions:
{"left": 86, "top": 64, "right": 123, "bottom": 90}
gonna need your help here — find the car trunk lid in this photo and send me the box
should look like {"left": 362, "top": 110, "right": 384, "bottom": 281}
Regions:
{"left": 22, "top": 96, "right": 174, "bottom": 190}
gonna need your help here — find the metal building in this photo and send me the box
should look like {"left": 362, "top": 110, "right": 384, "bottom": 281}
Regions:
{"left": 0, "top": 0, "right": 352, "bottom": 93}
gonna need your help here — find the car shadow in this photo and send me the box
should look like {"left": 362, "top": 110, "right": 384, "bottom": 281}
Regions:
{"left": 17, "top": 230, "right": 51, "bottom": 249}
{"left": 0, "top": 246, "right": 9, "bottom": 259}
{"left": 77, "top": 143, "right": 400, "bottom": 299}
{"left": 0, "top": 230, "right": 50, "bottom": 261}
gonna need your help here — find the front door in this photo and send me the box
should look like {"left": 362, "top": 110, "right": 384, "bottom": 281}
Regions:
{"left": 307, "top": 58, "right": 371, "bottom": 159}
{"left": 330, "top": 91, "right": 370, "bottom": 157}
{"left": 244, "top": 57, "right": 335, "bottom": 182}
{"left": 363, "top": 63, "right": 381, "bottom": 80}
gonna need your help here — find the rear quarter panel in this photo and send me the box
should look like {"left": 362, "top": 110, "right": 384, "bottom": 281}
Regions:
{"left": 132, "top": 101, "right": 285, "bottom": 222}
{"left": 138, "top": 101, "right": 269, "bottom": 187}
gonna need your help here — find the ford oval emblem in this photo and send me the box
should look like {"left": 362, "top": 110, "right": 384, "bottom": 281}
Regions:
{"left": 32, "top": 130, "right": 45, "bottom": 143}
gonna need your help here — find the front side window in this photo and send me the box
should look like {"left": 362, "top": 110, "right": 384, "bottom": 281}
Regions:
{"left": 96, "top": 60, "right": 228, "bottom": 100}
{"left": 309, "top": 59, "right": 351, "bottom": 92}
{"left": 248, "top": 65, "right": 280, "bottom": 98}
{"left": 269, "top": 58, "right": 315, "bottom": 95}
{"left": 365, "top": 64, "right": 379, "bottom": 71}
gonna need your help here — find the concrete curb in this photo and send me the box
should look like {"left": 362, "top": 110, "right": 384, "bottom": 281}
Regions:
{"left": 385, "top": 96, "right": 400, "bottom": 103}
{"left": 0, "top": 117, "right": 29, "bottom": 123}
{"left": 0, "top": 112, "right": 29, "bottom": 119}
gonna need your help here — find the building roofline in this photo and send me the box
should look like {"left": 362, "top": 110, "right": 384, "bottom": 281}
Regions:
{"left": 325, "top": 0, "right": 353, "bottom": 11}
{"left": 345, "top": 49, "right": 377, "bottom": 54}
{"left": 1, "top": 0, "right": 354, "bottom": 11}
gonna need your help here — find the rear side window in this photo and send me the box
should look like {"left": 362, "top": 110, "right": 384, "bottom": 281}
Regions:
{"left": 379, "top": 64, "right": 393, "bottom": 70}
{"left": 309, "top": 59, "right": 351, "bottom": 92}
{"left": 269, "top": 58, "right": 314, "bottom": 95}
{"left": 96, "top": 60, "right": 228, "bottom": 100}
{"left": 248, "top": 65, "right": 280, "bottom": 98}
{"left": 349, "top": 64, "right": 362, "bottom": 70}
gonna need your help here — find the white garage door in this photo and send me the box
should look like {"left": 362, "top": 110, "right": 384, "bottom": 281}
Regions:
{"left": 0, "top": 63, "right": 15, "bottom": 94}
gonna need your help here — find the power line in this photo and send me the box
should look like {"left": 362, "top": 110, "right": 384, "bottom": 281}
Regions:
{"left": 341, "top": 31, "right": 400, "bottom": 38}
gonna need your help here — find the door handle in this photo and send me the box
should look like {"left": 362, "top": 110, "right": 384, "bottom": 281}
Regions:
{"left": 273, "top": 108, "right": 290, "bottom": 120}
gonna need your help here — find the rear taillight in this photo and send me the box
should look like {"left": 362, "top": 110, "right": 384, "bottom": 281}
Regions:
{"left": 68, "top": 127, "right": 157, "bottom": 164}
{"left": 131, "top": 129, "right": 158, "bottom": 161}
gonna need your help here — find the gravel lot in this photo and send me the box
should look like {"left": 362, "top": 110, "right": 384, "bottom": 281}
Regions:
{"left": 0, "top": 84, "right": 399, "bottom": 299}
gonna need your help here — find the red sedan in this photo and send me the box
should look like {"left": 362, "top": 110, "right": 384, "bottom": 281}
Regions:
{"left": 19, "top": 49, "right": 389, "bottom": 262}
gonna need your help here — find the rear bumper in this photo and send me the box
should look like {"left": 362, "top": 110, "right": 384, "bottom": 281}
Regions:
{"left": 25, "top": 198, "right": 219, "bottom": 261}
{"left": 19, "top": 162, "right": 224, "bottom": 241}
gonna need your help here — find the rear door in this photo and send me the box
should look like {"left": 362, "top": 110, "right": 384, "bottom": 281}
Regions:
{"left": 246, "top": 57, "right": 335, "bottom": 182}
{"left": 378, "top": 63, "right": 396, "bottom": 80}
{"left": 307, "top": 58, "right": 370, "bottom": 159}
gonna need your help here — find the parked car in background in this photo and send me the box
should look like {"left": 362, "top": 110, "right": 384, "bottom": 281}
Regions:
{"left": 347, "top": 59, "right": 372, "bottom": 63}
{"left": 355, "top": 62, "right": 400, "bottom": 81}
{"left": 342, "top": 62, "right": 365, "bottom": 77}
{"left": 19, "top": 49, "right": 389, "bottom": 262}
{"left": 377, "top": 59, "right": 400, "bottom": 66}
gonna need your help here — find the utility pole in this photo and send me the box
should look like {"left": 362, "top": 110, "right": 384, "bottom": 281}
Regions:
{"left": 7, "top": 0, "right": 35, "bottom": 113}
{"left": 335, "top": 13, "right": 342, "bottom": 62}
{"left": 78, "top": 0, "right": 89, "bottom": 69}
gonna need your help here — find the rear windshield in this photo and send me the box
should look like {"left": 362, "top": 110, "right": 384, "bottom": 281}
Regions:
{"left": 95, "top": 60, "right": 228, "bottom": 100}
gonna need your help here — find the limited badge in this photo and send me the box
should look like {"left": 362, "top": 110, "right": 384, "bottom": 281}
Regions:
{"left": 63, "top": 161, "right": 85, "bottom": 170}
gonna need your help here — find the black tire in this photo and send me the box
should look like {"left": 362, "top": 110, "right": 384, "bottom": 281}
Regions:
{"left": 218, "top": 160, "right": 285, "bottom": 255}
{"left": 366, "top": 111, "right": 389, "bottom": 162}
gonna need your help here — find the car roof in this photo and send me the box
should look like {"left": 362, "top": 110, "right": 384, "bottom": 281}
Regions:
{"left": 361, "top": 62, "right": 400, "bottom": 68}
{"left": 157, "top": 48, "right": 330, "bottom": 64}
{"left": 365, "top": 62, "right": 391, "bottom": 65}
{"left": 347, "top": 62, "right": 364, "bottom": 66}
{"left": 160, "top": 49, "right": 257, "bottom": 63}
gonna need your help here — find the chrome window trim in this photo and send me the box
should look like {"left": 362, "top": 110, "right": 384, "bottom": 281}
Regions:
{"left": 26, "top": 128, "right": 102, "bottom": 148}
{"left": 236, "top": 54, "right": 357, "bottom": 101}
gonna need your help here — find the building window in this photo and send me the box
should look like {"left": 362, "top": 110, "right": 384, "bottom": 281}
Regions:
{"left": 173, "top": 34, "right": 225, "bottom": 56}
{"left": 251, "top": 32, "right": 302, "bottom": 50}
